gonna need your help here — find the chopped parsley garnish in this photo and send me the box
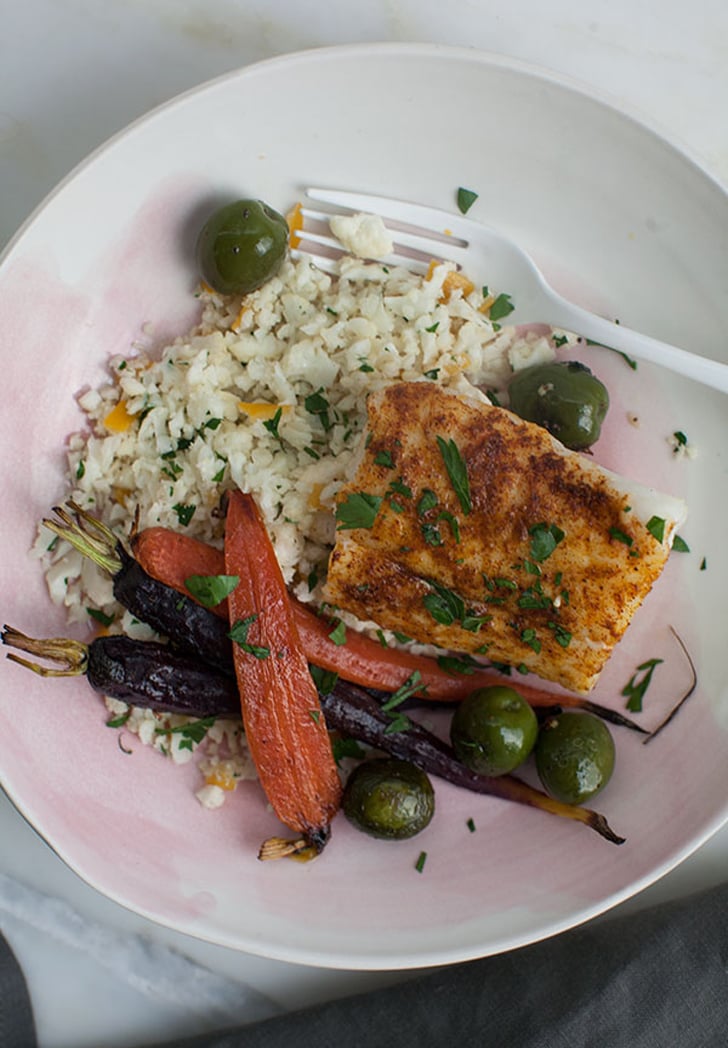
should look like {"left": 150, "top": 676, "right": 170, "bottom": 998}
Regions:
{"left": 436, "top": 653, "right": 481, "bottom": 675}
{"left": 106, "top": 709, "right": 131, "bottom": 729}
{"left": 309, "top": 665, "right": 339, "bottom": 695}
{"left": 212, "top": 465, "right": 226, "bottom": 483}
{"left": 184, "top": 574, "right": 239, "bottom": 608}
{"left": 381, "top": 671, "right": 425, "bottom": 710}
{"left": 547, "top": 621, "right": 572, "bottom": 648}
{"left": 700, "top": 557, "right": 707, "bottom": 571}
{"left": 552, "top": 334, "right": 569, "bottom": 348}
{"left": 466, "top": 817, "right": 476, "bottom": 833}
{"left": 87, "top": 607, "right": 115, "bottom": 627}
{"left": 646, "top": 516, "right": 666, "bottom": 542}
{"left": 303, "top": 446, "right": 320, "bottom": 460}
{"left": 228, "top": 615, "right": 270, "bottom": 660}
{"left": 374, "top": 450, "right": 395, "bottom": 468}
{"left": 456, "top": 187, "right": 478, "bottom": 214}
{"left": 262, "top": 407, "right": 284, "bottom": 443}
{"left": 359, "top": 361, "right": 375, "bottom": 373}
{"left": 489, "top": 293, "right": 515, "bottom": 322}
{"left": 621, "top": 657, "right": 663, "bottom": 712}
{"left": 421, "top": 522, "right": 444, "bottom": 547}
{"left": 528, "top": 522, "right": 565, "bottom": 562}
{"left": 461, "top": 613, "right": 492, "bottom": 632}
{"left": 673, "top": 430, "right": 688, "bottom": 447}
{"left": 304, "top": 388, "right": 333, "bottom": 431}
{"left": 609, "top": 526, "right": 633, "bottom": 547}
{"left": 336, "top": 492, "right": 382, "bottom": 529}
{"left": 436, "top": 436, "right": 472, "bottom": 514}
{"left": 332, "top": 737, "right": 366, "bottom": 765}
{"left": 520, "top": 627, "right": 541, "bottom": 654}
{"left": 172, "top": 503, "right": 196, "bottom": 527}
{"left": 437, "top": 510, "right": 461, "bottom": 543}
{"left": 155, "top": 716, "right": 217, "bottom": 751}
{"left": 672, "top": 535, "right": 690, "bottom": 553}
{"left": 76, "top": 460, "right": 85, "bottom": 480}
{"left": 385, "top": 478, "right": 410, "bottom": 502}
{"left": 380, "top": 671, "right": 424, "bottom": 731}
{"left": 424, "top": 368, "right": 440, "bottom": 380}
{"left": 328, "top": 619, "right": 347, "bottom": 646}
{"left": 415, "top": 850, "right": 428, "bottom": 873}
{"left": 417, "top": 489, "right": 439, "bottom": 516}
{"left": 309, "top": 710, "right": 321, "bottom": 724}
{"left": 423, "top": 580, "right": 465, "bottom": 626}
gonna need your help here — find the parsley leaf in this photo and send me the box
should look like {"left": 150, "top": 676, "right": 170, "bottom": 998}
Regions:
{"left": 332, "top": 737, "right": 366, "bottom": 765}
{"left": 228, "top": 615, "right": 270, "bottom": 660}
{"left": 172, "top": 503, "right": 196, "bottom": 527}
{"left": 374, "top": 450, "right": 395, "bottom": 468}
{"left": 423, "top": 581, "right": 465, "bottom": 625}
{"left": 417, "top": 488, "right": 439, "bottom": 516}
{"left": 155, "top": 716, "right": 217, "bottom": 750}
{"left": 309, "top": 665, "right": 339, "bottom": 695}
{"left": 184, "top": 574, "right": 239, "bottom": 608}
{"left": 436, "top": 436, "right": 472, "bottom": 514}
{"left": 622, "top": 658, "right": 663, "bottom": 712}
{"left": 328, "top": 620, "right": 347, "bottom": 646}
{"left": 456, "top": 187, "right": 478, "bottom": 214}
{"left": 609, "top": 526, "right": 633, "bottom": 547}
{"left": 646, "top": 516, "right": 666, "bottom": 543}
{"left": 489, "top": 293, "right": 515, "bottom": 322}
{"left": 528, "top": 522, "right": 565, "bottom": 562}
{"left": 672, "top": 535, "right": 690, "bottom": 553}
{"left": 304, "top": 389, "right": 333, "bottom": 431}
{"left": 336, "top": 492, "right": 383, "bottom": 530}
{"left": 262, "top": 407, "right": 284, "bottom": 443}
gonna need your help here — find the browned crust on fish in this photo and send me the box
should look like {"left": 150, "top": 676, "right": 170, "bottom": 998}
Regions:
{"left": 324, "top": 381, "right": 681, "bottom": 693}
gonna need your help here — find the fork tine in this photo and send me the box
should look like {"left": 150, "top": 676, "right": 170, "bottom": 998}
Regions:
{"left": 306, "top": 188, "right": 477, "bottom": 243}
{"left": 298, "top": 199, "right": 468, "bottom": 271}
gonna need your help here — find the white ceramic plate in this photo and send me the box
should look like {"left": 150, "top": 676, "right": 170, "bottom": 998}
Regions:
{"left": 1, "top": 44, "right": 727, "bottom": 970}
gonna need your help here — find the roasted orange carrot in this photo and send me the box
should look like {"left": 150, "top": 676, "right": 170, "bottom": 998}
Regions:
{"left": 224, "top": 491, "right": 342, "bottom": 859}
{"left": 131, "top": 524, "right": 644, "bottom": 729}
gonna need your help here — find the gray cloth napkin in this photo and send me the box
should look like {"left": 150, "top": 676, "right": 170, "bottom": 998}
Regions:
{"left": 3, "top": 882, "right": 727, "bottom": 1047}
{"left": 161, "top": 879, "right": 728, "bottom": 1048}
{"left": 0, "top": 931, "right": 37, "bottom": 1048}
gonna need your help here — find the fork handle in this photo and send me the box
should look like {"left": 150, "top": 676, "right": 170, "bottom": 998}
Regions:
{"left": 543, "top": 294, "right": 728, "bottom": 394}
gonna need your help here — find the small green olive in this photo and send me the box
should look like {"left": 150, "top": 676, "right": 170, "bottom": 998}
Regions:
{"left": 535, "top": 712, "right": 615, "bottom": 805}
{"left": 196, "top": 199, "right": 289, "bottom": 296}
{"left": 450, "top": 685, "right": 538, "bottom": 777}
{"left": 508, "top": 360, "right": 609, "bottom": 449}
{"left": 343, "top": 758, "right": 435, "bottom": 840}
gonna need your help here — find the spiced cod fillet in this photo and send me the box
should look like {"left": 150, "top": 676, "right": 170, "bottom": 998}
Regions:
{"left": 323, "top": 381, "right": 687, "bottom": 693}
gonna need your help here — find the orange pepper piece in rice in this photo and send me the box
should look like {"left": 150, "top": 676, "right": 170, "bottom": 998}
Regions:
{"left": 426, "top": 260, "right": 475, "bottom": 302}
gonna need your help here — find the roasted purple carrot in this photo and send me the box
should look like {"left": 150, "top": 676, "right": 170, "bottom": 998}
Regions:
{"left": 3, "top": 626, "right": 624, "bottom": 844}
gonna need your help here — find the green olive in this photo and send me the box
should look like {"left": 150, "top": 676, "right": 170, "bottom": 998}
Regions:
{"left": 197, "top": 199, "right": 289, "bottom": 295}
{"left": 535, "top": 712, "right": 615, "bottom": 805}
{"left": 507, "top": 361, "right": 609, "bottom": 449}
{"left": 342, "top": 758, "right": 435, "bottom": 840}
{"left": 450, "top": 686, "right": 538, "bottom": 777}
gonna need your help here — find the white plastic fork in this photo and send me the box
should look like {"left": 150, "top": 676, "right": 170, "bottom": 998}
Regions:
{"left": 301, "top": 188, "right": 728, "bottom": 394}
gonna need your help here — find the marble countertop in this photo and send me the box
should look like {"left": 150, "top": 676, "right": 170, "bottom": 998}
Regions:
{"left": 2, "top": 2, "right": 728, "bottom": 1045}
